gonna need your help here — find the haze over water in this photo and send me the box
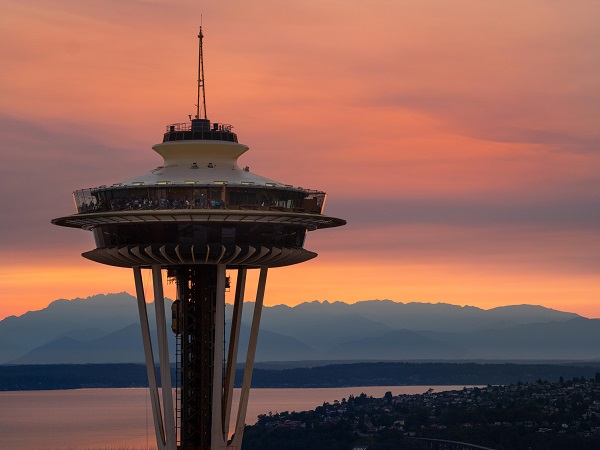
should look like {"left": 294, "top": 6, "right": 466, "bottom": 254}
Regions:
{"left": 0, "top": 386, "right": 469, "bottom": 449}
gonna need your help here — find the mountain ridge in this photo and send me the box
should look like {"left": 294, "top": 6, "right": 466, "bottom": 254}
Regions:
{"left": 0, "top": 293, "right": 588, "bottom": 364}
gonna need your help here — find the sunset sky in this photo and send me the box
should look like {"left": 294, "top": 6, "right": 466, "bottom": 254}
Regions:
{"left": 1, "top": 0, "right": 598, "bottom": 320}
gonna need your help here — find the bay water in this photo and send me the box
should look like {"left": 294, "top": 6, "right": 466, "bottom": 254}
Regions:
{"left": 0, "top": 386, "right": 468, "bottom": 449}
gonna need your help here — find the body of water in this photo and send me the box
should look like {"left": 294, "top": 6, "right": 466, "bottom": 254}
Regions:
{"left": 0, "top": 386, "right": 469, "bottom": 449}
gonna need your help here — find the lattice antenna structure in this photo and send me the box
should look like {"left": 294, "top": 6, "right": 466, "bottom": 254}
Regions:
{"left": 196, "top": 25, "right": 207, "bottom": 120}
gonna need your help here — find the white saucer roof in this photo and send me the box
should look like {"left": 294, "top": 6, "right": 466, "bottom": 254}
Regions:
{"left": 118, "top": 139, "right": 299, "bottom": 189}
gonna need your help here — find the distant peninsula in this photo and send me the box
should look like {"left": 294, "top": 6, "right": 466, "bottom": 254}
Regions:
{"left": 2, "top": 362, "right": 600, "bottom": 391}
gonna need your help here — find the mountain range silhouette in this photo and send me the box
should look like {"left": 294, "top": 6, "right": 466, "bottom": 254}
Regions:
{"left": 2, "top": 293, "right": 596, "bottom": 364}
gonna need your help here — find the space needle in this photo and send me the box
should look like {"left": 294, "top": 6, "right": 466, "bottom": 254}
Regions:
{"left": 52, "top": 27, "right": 345, "bottom": 450}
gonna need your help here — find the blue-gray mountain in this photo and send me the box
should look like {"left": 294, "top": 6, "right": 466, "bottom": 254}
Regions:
{"left": 0, "top": 293, "right": 594, "bottom": 364}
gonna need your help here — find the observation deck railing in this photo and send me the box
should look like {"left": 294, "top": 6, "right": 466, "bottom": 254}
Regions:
{"left": 166, "top": 123, "right": 233, "bottom": 133}
{"left": 163, "top": 122, "right": 237, "bottom": 143}
{"left": 73, "top": 186, "right": 326, "bottom": 216}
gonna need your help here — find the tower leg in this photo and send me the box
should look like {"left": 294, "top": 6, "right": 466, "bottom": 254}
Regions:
{"left": 230, "top": 267, "right": 268, "bottom": 449}
{"left": 133, "top": 267, "right": 167, "bottom": 450}
{"left": 211, "top": 264, "right": 227, "bottom": 447}
{"left": 222, "top": 268, "right": 247, "bottom": 441}
{"left": 151, "top": 265, "right": 177, "bottom": 450}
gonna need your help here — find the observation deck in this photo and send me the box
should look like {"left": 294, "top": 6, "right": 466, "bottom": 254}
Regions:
{"left": 69, "top": 184, "right": 327, "bottom": 215}
{"left": 52, "top": 115, "right": 346, "bottom": 269}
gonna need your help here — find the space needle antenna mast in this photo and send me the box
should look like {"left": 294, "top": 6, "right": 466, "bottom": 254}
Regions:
{"left": 196, "top": 23, "right": 207, "bottom": 120}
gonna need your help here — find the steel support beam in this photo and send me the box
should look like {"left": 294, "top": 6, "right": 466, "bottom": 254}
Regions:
{"left": 152, "top": 265, "right": 177, "bottom": 450}
{"left": 211, "top": 264, "right": 227, "bottom": 448}
{"left": 133, "top": 267, "right": 166, "bottom": 450}
{"left": 222, "top": 268, "right": 246, "bottom": 441}
{"left": 230, "top": 267, "right": 268, "bottom": 449}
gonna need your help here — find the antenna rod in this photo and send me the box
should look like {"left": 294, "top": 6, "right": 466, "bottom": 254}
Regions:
{"left": 196, "top": 25, "right": 207, "bottom": 120}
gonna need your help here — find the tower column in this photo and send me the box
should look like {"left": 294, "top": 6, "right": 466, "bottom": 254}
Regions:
{"left": 222, "top": 268, "right": 247, "bottom": 441}
{"left": 152, "top": 265, "right": 177, "bottom": 450}
{"left": 230, "top": 267, "right": 268, "bottom": 449}
{"left": 133, "top": 267, "right": 167, "bottom": 450}
{"left": 173, "top": 265, "right": 269, "bottom": 449}
{"left": 177, "top": 265, "right": 221, "bottom": 449}
{"left": 211, "top": 264, "right": 227, "bottom": 447}
{"left": 132, "top": 266, "right": 176, "bottom": 450}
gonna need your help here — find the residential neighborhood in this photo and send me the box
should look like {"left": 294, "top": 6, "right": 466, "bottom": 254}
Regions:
{"left": 242, "top": 375, "right": 600, "bottom": 449}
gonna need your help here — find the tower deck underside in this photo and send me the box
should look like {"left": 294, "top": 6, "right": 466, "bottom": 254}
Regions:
{"left": 83, "top": 243, "right": 316, "bottom": 268}
{"left": 52, "top": 209, "right": 345, "bottom": 231}
{"left": 52, "top": 209, "right": 344, "bottom": 269}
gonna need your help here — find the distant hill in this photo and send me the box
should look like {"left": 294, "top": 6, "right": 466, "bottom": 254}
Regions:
{"left": 0, "top": 294, "right": 592, "bottom": 364}
{"left": 249, "top": 303, "right": 394, "bottom": 349}
{"left": 10, "top": 324, "right": 153, "bottom": 364}
{"left": 250, "top": 300, "right": 579, "bottom": 350}
{"left": 238, "top": 324, "right": 318, "bottom": 362}
{"left": 422, "top": 317, "right": 600, "bottom": 360}
{"left": 0, "top": 293, "right": 160, "bottom": 362}
{"left": 324, "top": 329, "right": 474, "bottom": 360}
